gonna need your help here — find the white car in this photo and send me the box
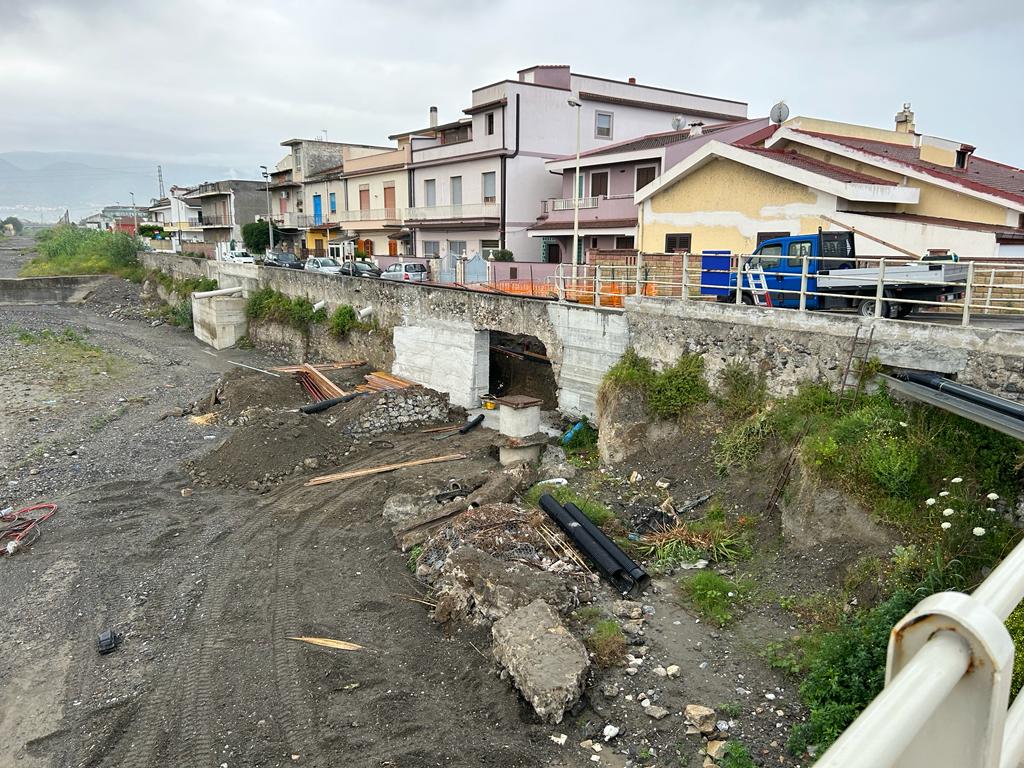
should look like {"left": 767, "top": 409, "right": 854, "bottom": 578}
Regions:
{"left": 304, "top": 257, "right": 342, "bottom": 275}
{"left": 221, "top": 250, "right": 254, "bottom": 264}
{"left": 380, "top": 262, "right": 428, "bottom": 282}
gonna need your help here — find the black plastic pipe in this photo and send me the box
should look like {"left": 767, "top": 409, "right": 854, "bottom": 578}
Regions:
{"left": 539, "top": 493, "right": 649, "bottom": 596}
{"left": 300, "top": 391, "right": 366, "bottom": 414}
{"left": 899, "top": 371, "right": 1024, "bottom": 422}
{"left": 563, "top": 501, "right": 651, "bottom": 594}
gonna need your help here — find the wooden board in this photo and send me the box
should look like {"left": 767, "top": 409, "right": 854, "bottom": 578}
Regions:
{"left": 305, "top": 453, "right": 467, "bottom": 487}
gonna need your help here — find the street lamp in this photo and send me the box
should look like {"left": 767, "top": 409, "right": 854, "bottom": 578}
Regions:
{"left": 567, "top": 99, "right": 582, "bottom": 282}
{"left": 259, "top": 165, "right": 274, "bottom": 252}
{"left": 129, "top": 192, "right": 138, "bottom": 237}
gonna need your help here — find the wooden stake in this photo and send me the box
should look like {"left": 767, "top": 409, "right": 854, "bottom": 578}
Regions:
{"left": 305, "top": 453, "right": 467, "bottom": 486}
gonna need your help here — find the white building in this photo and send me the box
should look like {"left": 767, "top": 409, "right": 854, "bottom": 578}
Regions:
{"left": 389, "top": 65, "right": 748, "bottom": 262}
{"left": 148, "top": 185, "right": 203, "bottom": 250}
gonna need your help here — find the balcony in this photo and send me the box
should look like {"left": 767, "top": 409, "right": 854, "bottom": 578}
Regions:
{"left": 333, "top": 208, "right": 402, "bottom": 225}
{"left": 538, "top": 194, "right": 638, "bottom": 224}
{"left": 272, "top": 211, "right": 303, "bottom": 229}
{"left": 189, "top": 182, "right": 233, "bottom": 198}
{"left": 403, "top": 203, "right": 499, "bottom": 224}
{"left": 199, "top": 214, "right": 232, "bottom": 227}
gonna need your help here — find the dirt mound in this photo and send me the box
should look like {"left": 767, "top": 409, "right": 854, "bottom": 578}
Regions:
{"left": 196, "top": 367, "right": 366, "bottom": 421}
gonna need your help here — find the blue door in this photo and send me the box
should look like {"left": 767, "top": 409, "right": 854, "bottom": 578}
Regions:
{"left": 313, "top": 194, "right": 322, "bottom": 226}
{"left": 777, "top": 239, "right": 814, "bottom": 307}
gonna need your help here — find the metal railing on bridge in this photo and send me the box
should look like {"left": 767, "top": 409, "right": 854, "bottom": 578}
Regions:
{"left": 544, "top": 254, "right": 1024, "bottom": 329}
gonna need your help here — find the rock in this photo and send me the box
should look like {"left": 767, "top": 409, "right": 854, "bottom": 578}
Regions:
{"left": 602, "top": 724, "right": 620, "bottom": 741}
{"left": 491, "top": 600, "right": 589, "bottom": 724}
{"left": 180, "top": 488, "right": 193, "bottom": 498}
{"left": 653, "top": 666, "right": 667, "bottom": 678}
{"left": 621, "top": 619, "right": 644, "bottom": 636}
{"left": 629, "top": 470, "right": 643, "bottom": 483}
{"left": 302, "top": 457, "right": 319, "bottom": 470}
{"left": 601, "top": 683, "right": 620, "bottom": 699}
{"left": 666, "top": 664, "right": 680, "bottom": 678}
{"left": 716, "top": 720, "right": 730, "bottom": 732}
{"left": 703, "top": 757, "right": 716, "bottom": 768}
{"left": 685, "top": 704, "right": 717, "bottom": 734}
{"left": 580, "top": 740, "right": 594, "bottom": 749}
{"left": 611, "top": 600, "right": 644, "bottom": 620}
{"left": 538, "top": 444, "right": 577, "bottom": 480}
{"left": 550, "top": 734, "right": 567, "bottom": 746}
{"left": 655, "top": 477, "right": 672, "bottom": 489}
{"left": 382, "top": 491, "right": 440, "bottom": 527}
{"left": 706, "top": 740, "right": 728, "bottom": 760}
{"left": 432, "top": 546, "right": 569, "bottom": 624}
{"left": 646, "top": 706, "right": 670, "bottom": 720}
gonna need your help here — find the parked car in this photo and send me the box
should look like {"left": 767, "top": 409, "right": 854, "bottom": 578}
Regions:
{"left": 220, "top": 250, "right": 254, "bottom": 264}
{"left": 265, "top": 251, "right": 304, "bottom": 269}
{"left": 339, "top": 260, "right": 383, "bottom": 278}
{"left": 304, "top": 257, "right": 342, "bottom": 275}
{"left": 380, "top": 262, "right": 428, "bottom": 282}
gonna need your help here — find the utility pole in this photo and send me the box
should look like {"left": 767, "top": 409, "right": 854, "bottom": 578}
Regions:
{"left": 567, "top": 99, "right": 583, "bottom": 282}
{"left": 259, "top": 165, "right": 274, "bottom": 252}
{"left": 129, "top": 191, "right": 138, "bottom": 236}
{"left": 157, "top": 165, "right": 165, "bottom": 199}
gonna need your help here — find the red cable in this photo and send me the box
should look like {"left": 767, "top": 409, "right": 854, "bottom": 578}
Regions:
{"left": 1, "top": 503, "right": 57, "bottom": 553}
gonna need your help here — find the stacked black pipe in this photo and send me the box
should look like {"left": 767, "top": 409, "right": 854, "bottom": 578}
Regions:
{"left": 538, "top": 493, "right": 650, "bottom": 597}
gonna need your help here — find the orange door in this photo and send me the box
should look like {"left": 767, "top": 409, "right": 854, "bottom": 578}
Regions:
{"left": 359, "top": 189, "right": 370, "bottom": 211}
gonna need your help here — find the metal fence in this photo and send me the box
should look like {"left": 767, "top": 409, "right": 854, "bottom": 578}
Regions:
{"left": 545, "top": 254, "right": 1024, "bottom": 327}
{"left": 815, "top": 535, "right": 1024, "bottom": 768}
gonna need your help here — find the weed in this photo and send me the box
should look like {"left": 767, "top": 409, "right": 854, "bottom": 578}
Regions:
{"left": 585, "top": 619, "right": 626, "bottom": 667}
{"left": 680, "top": 570, "right": 747, "bottom": 626}
{"left": 603, "top": 347, "right": 654, "bottom": 391}
{"left": 601, "top": 348, "right": 709, "bottom": 419}
{"left": 714, "top": 410, "right": 776, "bottom": 474}
{"left": 329, "top": 305, "right": 360, "bottom": 337}
{"left": 20, "top": 226, "right": 140, "bottom": 278}
{"left": 235, "top": 335, "right": 255, "bottom": 350}
{"left": 716, "top": 362, "right": 766, "bottom": 418}
{"left": 170, "top": 300, "right": 193, "bottom": 329}
{"left": 637, "top": 516, "right": 749, "bottom": 567}
{"left": 762, "top": 639, "right": 806, "bottom": 677}
{"left": 572, "top": 605, "right": 604, "bottom": 626}
{"left": 406, "top": 545, "right": 423, "bottom": 573}
{"left": 524, "top": 483, "right": 614, "bottom": 527}
{"left": 718, "top": 742, "right": 757, "bottom": 768}
{"left": 717, "top": 701, "right": 742, "bottom": 719}
{"left": 246, "top": 287, "right": 326, "bottom": 334}
{"left": 1007, "top": 603, "right": 1024, "bottom": 697}
{"left": 563, "top": 418, "right": 599, "bottom": 466}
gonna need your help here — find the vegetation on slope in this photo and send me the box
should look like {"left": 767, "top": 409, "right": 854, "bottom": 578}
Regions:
{"left": 21, "top": 226, "right": 142, "bottom": 279}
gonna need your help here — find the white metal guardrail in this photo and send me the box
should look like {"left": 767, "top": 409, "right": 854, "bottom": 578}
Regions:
{"left": 815, "top": 536, "right": 1024, "bottom": 768}
{"left": 546, "top": 254, "right": 1024, "bottom": 328}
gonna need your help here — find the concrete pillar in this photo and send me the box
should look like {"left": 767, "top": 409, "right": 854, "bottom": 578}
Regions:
{"left": 392, "top": 323, "right": 490, "bottom": 409}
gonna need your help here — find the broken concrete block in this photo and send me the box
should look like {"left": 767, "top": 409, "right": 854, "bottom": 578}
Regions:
{"left": 706, "top": 740, "right": 728, "bottom": 760}
{"left": 685, "top": 704, "right": 718, "bottom": 734}
{"left": 491, "top": 599, "right": 589, "bottom": 724}
{"left": 646, "top": 705, "right": 670, "bottom": 720}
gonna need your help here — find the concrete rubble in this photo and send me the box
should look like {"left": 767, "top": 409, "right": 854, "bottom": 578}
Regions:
{"left": 491, "top": 599, "right": 590, "bottom": 724}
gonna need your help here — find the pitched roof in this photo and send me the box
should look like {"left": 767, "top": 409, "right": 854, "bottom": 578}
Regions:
{"left": 741, "top": 147, "right": 899, "bottom": 186}
{"left": 551, "top": 121, "right": 745, "bottom": 163}
{"left": 793, "top": 130, "right": 1024, "bottom": 206}
{"left": 847, "top": 210, "right": 1024, "bottom": 241}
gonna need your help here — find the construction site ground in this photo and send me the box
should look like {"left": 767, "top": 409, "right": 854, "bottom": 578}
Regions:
{"left": 1, "top": 277, "right": 809, "bottom": 768}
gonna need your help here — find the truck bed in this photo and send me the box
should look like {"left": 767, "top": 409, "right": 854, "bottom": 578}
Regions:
{"left": 816, "top": 263, "right": 968, "bottom": 290}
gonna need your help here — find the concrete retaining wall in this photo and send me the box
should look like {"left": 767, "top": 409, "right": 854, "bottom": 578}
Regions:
{"left": 0, "top": 275, "right": 114, "bottom": 305}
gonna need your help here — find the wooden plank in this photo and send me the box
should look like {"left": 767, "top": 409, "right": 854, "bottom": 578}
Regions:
{"left": 305, "top": 453, "right": 467, "bottom": 487}
{"left": 271, "top": 361, "right": 365, "bottom": 372}
{"left": 301, "top": 364, "right": 345, "bottom": 399}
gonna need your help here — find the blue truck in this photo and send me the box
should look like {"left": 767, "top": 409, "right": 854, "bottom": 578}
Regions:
{"left": 702, "top": 230, "right": 968, "bottom": 318}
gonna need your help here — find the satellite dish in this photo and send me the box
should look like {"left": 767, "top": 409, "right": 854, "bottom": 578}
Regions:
{"left": 671, "top": 115, "right": 685, "bottom": 131}
{"left": 770, "top": 101, "right": 790, "bottom": 125}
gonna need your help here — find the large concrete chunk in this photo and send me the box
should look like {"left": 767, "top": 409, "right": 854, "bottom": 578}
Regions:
{"left": 491, "top": 599, "right": 589, "bottom": 724}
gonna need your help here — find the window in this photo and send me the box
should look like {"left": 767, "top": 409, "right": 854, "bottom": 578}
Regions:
{"left": 450, "top": 176, "right": 462, "bottom": 206}
{"left": 615, "top": 236, "right": 635, "bottom": 249}
{"left": 482, "top": 171, "right": 496, "bottom": 203}
{"left": 756, "top": 244, "right": 782, "bottom": 269}
{"left": 665, "top": 233, "right": 692, "bottom": 253}
{"left": 590, "top": 171, "right": 609, "bottom": 197}
{"left": 486, "top": 112, "right": 495, "bottom": 135}
{"left": 756, "top": 231, "right": 790, "bottom": 246}
{"left": 590, "top": 237, "right": 598, "bottom": 249}
{"left": 448, "top": 240, "right": 467, "bottom": 256}
{"left": 329, "top": 192, "right": 336, "bottom": 213}
{"left": 635, "top": 165, "right": 658, "bottom": 190}
{"left": 595, "top": 111, "right": 613, "bottom": 139}
{"left": 955, "top": 148, "right": 970, "bottom": 169}
{"left": 422, "top": 240, "right": 440, "bottom": 257}
{"left": 786, "top": 240, "right": 812, "bottom": 268}
{"left": 481, "top": 239, "right": 500, "bottom": 259}
{"left": 424, "top": 179, "right": 436, "bottom": 207}
{"left": 359, "top": 185, "right": 370, "bottom": 211}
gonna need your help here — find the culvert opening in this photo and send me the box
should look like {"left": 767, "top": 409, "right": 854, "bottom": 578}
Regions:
{"left": 488, "top": 331, "right": 557, "bottom": 409}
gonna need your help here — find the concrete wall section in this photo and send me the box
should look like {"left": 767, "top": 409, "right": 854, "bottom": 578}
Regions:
{"left": 0, "top": 275, "right": 114, "bottom": 305}
{"left": 546, "top": 303, "right": 629, "bottom": 416}
{"left": 392, "top": 322, "right": 489, "bottom": 409}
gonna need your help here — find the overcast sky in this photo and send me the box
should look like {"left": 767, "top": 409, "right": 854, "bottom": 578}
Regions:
{"left": 3, "top": 0, "right": 1023, "bottom": 175}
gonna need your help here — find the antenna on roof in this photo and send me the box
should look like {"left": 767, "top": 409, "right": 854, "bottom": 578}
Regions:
{"left": 770, "top": 101, "right": 790, "bottom": 125}
{"left": 671, "top": 115, "right": 685, "bottom": 131}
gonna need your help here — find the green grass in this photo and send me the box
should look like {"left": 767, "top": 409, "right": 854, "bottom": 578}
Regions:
{"left": 407, "top": 545, "right": 423, "bottom": 573}
{"left": 716, "top": 361, "right": 766, "bottom": 418}
{"left": 329, "top": 305, "right": 359, "bottom": 337}
{"left": 601, "top": 348, "right": 709, "bottom": 419}
{"left": 719, "top": 742, "right": 757, "bottom": 768}
{"left": 563, "top": 418, "right": 599, "bottom": 466}
{"left": 524, "top": 483, "right": 614, "bottom": 527}
{"left": 679, "top": 570, "right": 748, "bottom": 626}
{"left": 584, "top": 618, "right": 626, "bottom": 667}
{"left": 9, "top": 326, "right": 126, "bottom": 383}
{"left": 636, "top": 512, "right": 751, "bottom": 571}
{"left": 20, "top": 226, "right": 140, "bottom": 278}
{"left": 246, "top": 287, "right": 327, "bottom": 334}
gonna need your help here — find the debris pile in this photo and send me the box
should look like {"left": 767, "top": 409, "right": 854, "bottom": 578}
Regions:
{"left": 332, "top": 387, "right": 450, "bottom": 438}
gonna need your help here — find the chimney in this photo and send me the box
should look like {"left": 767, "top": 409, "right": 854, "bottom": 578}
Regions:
{"left": 628, "top": 76, "right": 636, "bottom": 85}
{"left": 688, "top": 121, "right": 704, "bottom": 138}
{"left": 429, "top": 106, "right": 438, "bottom": 128}
{"left": 895, "top": 102, "right": 915, "bottom": 134}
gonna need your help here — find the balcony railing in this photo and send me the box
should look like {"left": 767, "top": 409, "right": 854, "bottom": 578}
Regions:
{"left": 403, "top": 203, "right": 499, "bottom": 221}
{"left": 333, "top": 208, "right": 401, "bottom": 224}
{"left": 547, "top": 196, "right": 600, "bottom": 213}
{"left": 199, "top": 214, "right": 232, "bottom": 227}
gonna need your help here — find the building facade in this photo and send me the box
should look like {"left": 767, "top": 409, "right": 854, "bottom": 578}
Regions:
{"left": 184, "top": 180, "right": 267, "bottom": 245}
{"left": 148, "top": 185, "right": 203, "bottom": 250}
{"left": 635, "top": 107, "right": 1024, "bottom": 259}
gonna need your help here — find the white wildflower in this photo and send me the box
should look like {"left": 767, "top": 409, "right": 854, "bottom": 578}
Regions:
{"left": 973, "top": 527, "right": 986, "bottom": 537}
{"left": 942, "top": 508, "right": 955, "bottom": 517}
{"left": 939, "top": 491, "right": 950, "bottom": 497}
{"left": 987, "top": 507, "right": 997, "bottom": 513}
{"left": 951, "top": 477, "right": 963, "bottom": 484}
{"left": 987, "top": 493, "right": 1000, "bottom": 501}
{"left": 941, "top": 522, "right": 952, "bottom": 530}
{"left": 899, "top": 421, "right": 908, "bottom": 427}
{"left": 925, "top": 498, "right": 937, "bottom": 506}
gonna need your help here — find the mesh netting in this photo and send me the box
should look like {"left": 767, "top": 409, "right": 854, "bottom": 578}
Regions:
{"left": 419, "top": 503, "right": 555, "bottom": 574}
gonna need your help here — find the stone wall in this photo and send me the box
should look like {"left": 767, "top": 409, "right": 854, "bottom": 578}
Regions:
{"left": 249, "top": 320, "right": 395, "bottom": 370}
{"left": 339, "top": 388, "right": 450, "bottom": 438}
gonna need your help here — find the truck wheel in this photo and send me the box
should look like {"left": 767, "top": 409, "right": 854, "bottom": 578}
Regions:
{"left": 858, "top": 299, "right": 879, "bottom": 317}
{"left": 740, "top": 292, "right": 754, "bottom": 306}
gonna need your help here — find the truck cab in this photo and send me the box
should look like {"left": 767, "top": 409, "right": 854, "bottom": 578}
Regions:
{"left": 743, "top": 231, "right": 855, "bottom": 308}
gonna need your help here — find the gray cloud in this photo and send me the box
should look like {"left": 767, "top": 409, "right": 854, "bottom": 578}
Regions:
{"left": 2, "top": 0, "right": 1022, "bottom": 175}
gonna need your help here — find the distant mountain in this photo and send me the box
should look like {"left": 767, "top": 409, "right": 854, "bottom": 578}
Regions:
{"left": 0, "top": 151, "right": 250, "bottom": 222}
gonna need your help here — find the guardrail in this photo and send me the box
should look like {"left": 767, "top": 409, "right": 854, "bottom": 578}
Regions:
{"left": 545, "top": 254, "right": 1024, "bottom": 327}
{"left": 813, "top": 535, "right": 1024, "bottom": 768}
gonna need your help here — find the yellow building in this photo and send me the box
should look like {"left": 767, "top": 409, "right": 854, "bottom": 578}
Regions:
{"left": 635, "top": 106, "right": 1024, "bottom": 259}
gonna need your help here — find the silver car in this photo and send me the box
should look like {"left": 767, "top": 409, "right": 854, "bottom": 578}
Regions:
{"left": 304, "top": 257, "right": 342, "bottom": 275}
{"left": 380, "top": 262, "right": 428, "bottom": 282}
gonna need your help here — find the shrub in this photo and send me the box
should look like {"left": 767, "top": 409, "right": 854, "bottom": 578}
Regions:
{"left": 680, "top": 570, "right": 747, "bottom": 626}
{"left": 490, "top": 249, "right": 514, "bottom": 262}
{"left": 601, "top": 349, "right": 709, "bottom": 419}
{"left": 246, "top": 287, "right": 326, "bottom": 334}
{"left": 524, "top": 483, "right": 614, "bottom": 527}
{"left": 603, "top": 348, "right": 655, "bottom": 391}
{"left": 714, "top": 410, "right": 776, "bottom": 474}
{"left": 170, "top": 300, "right": 193, "bottom": 329}
{"left": 20, "top": 226, "right": 139, "bottom": 278}
{"left": 585, "top": 619, "right": 626, "bottom": 666}
{"left": 717, "top": 361, "right": 766, "bottom": 418}
{"left": 329, "top": 305, "right": 358, "bottom": 337}
{"left": 1007, "top": 604, "right": 1024, "bottom": 698}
